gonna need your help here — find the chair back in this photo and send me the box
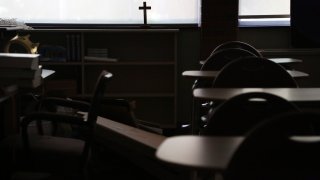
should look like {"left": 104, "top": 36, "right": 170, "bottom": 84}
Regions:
{"left": 84, "top": 70, "right": 113, "bottom": 155}
{"left": 193, "top": 48, "right": 256, "bottom": 89}
{"left": 201, "top": 48, "right": 257, "bottom": 71}
{"left": 225, "top": 111, "right": 320, "bottom": 180}
{"left": 87, "top": 70, "right": 113, "bottom": 125}
{"left": 213, "top": 56, "right": 298, "bottom": 88}
{"left": 212, "top": 40, "right": 262, "bottom": 57}
{"left": 203, "top": 92, "right": 299, "bottom": 136}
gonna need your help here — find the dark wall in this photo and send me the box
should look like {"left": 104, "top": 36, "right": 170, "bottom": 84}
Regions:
{"left": 238, "top": 27, "right": 320, "bottom": 87}
{"left": 201, "top": 0, "right": 238, "bottom": 59}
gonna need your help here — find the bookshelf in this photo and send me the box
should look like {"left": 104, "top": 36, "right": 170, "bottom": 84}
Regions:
{"left": 22, "top": 29, "right": 179, "bottom": 128}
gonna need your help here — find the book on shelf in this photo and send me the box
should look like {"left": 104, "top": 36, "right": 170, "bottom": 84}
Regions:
{"left": 87, "top": 48, "right": 108, "bottom": 57}
{"left": 66, "top": 34, "right": 81, "bottom": 62}
{"left": 0, "top": 53, "right": 39, "bottom": 70}
{"left": 84, "top": 56, "right": 118, "bottom": 62}
{"left": 0, "top": 66, "right": 42, "bottom": 79}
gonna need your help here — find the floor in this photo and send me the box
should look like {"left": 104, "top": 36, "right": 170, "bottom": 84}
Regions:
{"left": 88, "top": 143, "right": 160, "bottom": 180}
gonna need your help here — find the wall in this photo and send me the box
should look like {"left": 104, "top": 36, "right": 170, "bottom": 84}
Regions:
{"left": 201, "top": 0, "right": 238, "bottom": 59}
{"left": 238, "top": 27, "right": 291, "bottom": 49}
{"left": 238, "top": 27, "right": 320, "bottom": 87}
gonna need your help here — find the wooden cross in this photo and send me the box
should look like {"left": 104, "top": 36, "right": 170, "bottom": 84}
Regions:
{"left": 139, "top": 2, "right": 151, "bottom": 25}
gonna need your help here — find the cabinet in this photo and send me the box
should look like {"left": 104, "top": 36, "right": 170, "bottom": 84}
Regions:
{"left": 23, "top": 29, "right": 178, "bottom": 128}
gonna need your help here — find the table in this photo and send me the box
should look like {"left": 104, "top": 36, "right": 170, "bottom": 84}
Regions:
{"left": 156, "top": 135, "right": 320, "bottom": 172}
{"left": 0, "top": 70, "right": 55, "bottom": 138}
{"left": 156, "top": 135, "right": 243, "bottom": 171}
{"left": 191, "top": 87, "right": 320, "bottom": 134}
{"left": 199, "top": 57, "right": 303, "bottom": 65}
{"left": 182, "top": 70, "right": 309, "bottom": 79}
{"left": 193, "top": 88, "right": 320, "bottom": 102}
{"left": 41, "top": 69, "right": 55, "bottom": 79}
{"left": 269, "top": 58, "right": 302, "bottom": 64}
{"left": 0, "top": 84, "right": 18, "bottom": 139}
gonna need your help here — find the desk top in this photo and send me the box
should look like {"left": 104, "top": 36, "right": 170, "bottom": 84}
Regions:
{"left": 41, "top": 69, "right": 55, "bottom": 79}
{"left": 182, "top": 70, "right": 309, "bottom": 79}
{"left": 269, "top": 58, "right": 302, "bottom": 64}
{"left": 193, "top": 88, "right": 320, "bottom": 102}
{"left": 199, "top": 58, "right": 303, "bottom": 65}
{"left": 96, "top": 116, "right": 166, "bottom": 154}
{"left": 156, "top": 136, "right": 243, "bottom": 171}
{"left": 156, "top": 135, "right": 320, "bottom": 171}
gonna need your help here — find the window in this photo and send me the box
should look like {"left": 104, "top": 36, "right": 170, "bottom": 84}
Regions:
{"left": 239, "top": 0, "right": 290, "bottom": 27}
{"left": 0, "top": 0, "right": 201, "bottom": 25}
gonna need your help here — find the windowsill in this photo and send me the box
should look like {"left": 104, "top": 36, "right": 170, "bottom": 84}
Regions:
{"left": 238, "top": 18, "right": 290, "bottom": 28}
{"left": 26, "top": 23, "right": 200, "bottom": 30}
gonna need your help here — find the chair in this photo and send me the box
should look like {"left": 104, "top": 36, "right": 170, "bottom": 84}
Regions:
{"left": 211, "top": 40, "right": 262, "bottom": 57}
{"left": 213, "top": 56, "right": 298, "bottom": 88}
{"left": 193, "top": 49, "right": 257, "bottom": 134}
{"left": 202, "top": 92, "right": 300, "bottom": 136}
{"left": 21, "top": 84, "right": 137, "bottom": 137}
{"left": 0, "top": 70, "right": 113, "bottom": 180}
{"left": 201, "top": 48, "right": 257, "bottom": 71}
{"left": 224, "top": 111, "right": 320, "bottom": 180}
{"left": 71, "top": 97, "right": 137, "bottom": 127}
{"left": 198, "top": 56, "right": 298, "bottom": 133}
{"left": 196, "top": 48, "right": 257, "bottom": 88}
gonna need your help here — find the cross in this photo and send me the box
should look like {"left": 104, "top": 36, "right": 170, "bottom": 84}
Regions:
{"left": 139, "top": 2, "right": 151, "bottom": 25}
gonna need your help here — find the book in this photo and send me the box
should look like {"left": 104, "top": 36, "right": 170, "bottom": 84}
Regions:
{"left": 0, "top": 53, "right": 39, "bottom": 70}
{"left": 84, "top": 56, "right": 118, "bottom": 62}
{"left": 0, "top": 66, "right": 42, "bottom": 79}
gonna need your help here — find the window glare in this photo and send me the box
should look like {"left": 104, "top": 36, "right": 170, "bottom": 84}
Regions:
{"left": 239, "top": 0, "right": 290, "bottom": 16}
{"left": 0, "top": 0, "right": 200, "bottom": 24}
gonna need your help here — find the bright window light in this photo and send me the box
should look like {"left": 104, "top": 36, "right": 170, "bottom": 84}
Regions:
{"left": 239, "top": 0, "right": 290, "bottom": 16}
{"left": 239, "top": 0, "right": 290, "bottom": 27}
{"left": 0, "top": 0, "right": 201, "bottom": 24}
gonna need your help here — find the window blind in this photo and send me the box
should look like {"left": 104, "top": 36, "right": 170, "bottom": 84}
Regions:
{"left": 0, "top": 0, "right": 200, "bottom": 24}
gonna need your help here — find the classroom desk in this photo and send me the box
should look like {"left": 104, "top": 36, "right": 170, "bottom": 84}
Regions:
{"left": 193, "top": 88, "right": 320, "bottom": 102}
{"left": 182, "top": 70, "right": 309, "bottom": 79}
{"left": 156, "top": 135, "right": 243, "bottom": 171}
{"left": 94, "top": 116, "right": 184, "bottom": 180}
{"left": 191, "top": 87, "right": 320, "bottom": 134}
{"left": 41, "top": 69, "right": 55, "bottom": 79}
{"left": 0, "top": 69, "right": 55, "bottom": 139}
{"left": 0, "top": 84, "right": 18, "bottom": 139}
{"left": 199, "top": 57, "right": 303, "bottom": 65}
{"left": 269, "top": 58, "right": 302, "bottom": 64}
{"left": 156, "top": 135, "right": 320, "bottom": 171}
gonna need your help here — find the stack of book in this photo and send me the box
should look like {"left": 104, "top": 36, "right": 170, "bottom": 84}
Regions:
{"left": 84, "top": 48, "right": 118, "bottom": 62}
{"left": 0, "top": 53, "right": 42, "bottom": 88}
{"left": 66, "top": 33, "right": 81, "bottom": 62}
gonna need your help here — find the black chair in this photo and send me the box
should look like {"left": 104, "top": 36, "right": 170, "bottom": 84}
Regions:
{"left": 193, "top": 49, "right": 257, "bottom": 134}
{"left": 200, "top": 48, "right": 257, "bottom": 71}
{"left": 213, "top": 56, "right": 298, "bottom": 88}
{"left": 196, "top": 48, "right": 257, "bottom": 88}
{"left": 211, "top": 40, "right": 262, "bottom": 57}
{"left": 202, "top": 92, "right": 300, "bottom": 136}
{"left": 198, "top": 56, "right": 298, "bottom": 133}
{"left": 71, "top": 97, "right": 137, "bottom": 128}
{"left": 0, "top": 70, "right": 113, "bottom": 180}
{"left": 225, "top": 111, "right": 320, "bottom": 180}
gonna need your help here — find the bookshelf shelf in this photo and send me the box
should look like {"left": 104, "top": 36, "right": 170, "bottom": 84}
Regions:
{"left": 83, "top": 61, "right": 175, "bottom": 66}
{"left": 40, "top": 62, "right": 83, "bottom": 66}
{"left": 22, "top": 28, "right": 179, "bottom": 128}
